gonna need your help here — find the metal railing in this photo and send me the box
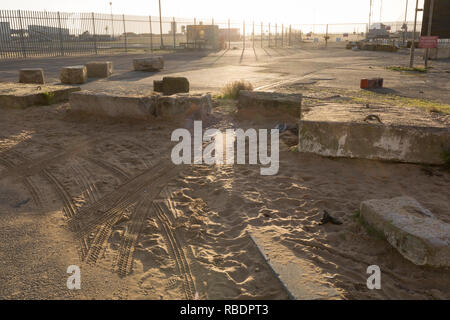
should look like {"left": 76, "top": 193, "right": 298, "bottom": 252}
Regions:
{"left": 0, "top": 9, "right": 423, "bottom": 59}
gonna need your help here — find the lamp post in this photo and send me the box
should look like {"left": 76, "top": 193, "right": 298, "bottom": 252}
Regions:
{"left": 109, "top": 2, "right": 114, "bottom": 39}
{"left": 409, "top": 0, "right": 420, "bottom": 68}
{"left": 159, "top": 0, "right": 163, "bottom": 49}
{"left": 424, "top": 0, "right": 435, "bottom": 69}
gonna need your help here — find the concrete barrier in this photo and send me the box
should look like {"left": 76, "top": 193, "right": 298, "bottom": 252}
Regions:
{"left": 19, "top": 68, "right": 45, "bottom": 84}
{"left": 155, "top": 93, "right": 212, "bottom": 119}
{"left": 429, "top": 47, "right": 450, "bottom": 60}
{"left": 298, "top": 120, "right": 450, "bottom": 165}
{"left": 60, "top": 66, "right": 87, "bottom": 84}
{"left": 70, "top": 91, "right": 157, "bottom": 119}
{"left": 86, "top": 61, "right": 113, "bottom": 78}
{"left": 238, "top": 90, "right": 302, "bottom": 120}
{"left": 133, "top": 56, "right": 164, "bottom": 71}
{"left": 69, "top": 91, "right": 212, "bottom": 120}
{"left": 0, "top": 82, "right": 80, "bottom": 109}
{"left": 360, "top": 196, "right": 450, "bottom": 267}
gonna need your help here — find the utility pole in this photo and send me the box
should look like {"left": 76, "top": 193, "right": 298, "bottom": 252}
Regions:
{"left": 368, "top": 0, "right": 373, "bottom": 34}
{"left": 109, "top": 2, "right": 114, "bottom": 39}
{"left": 424, "top": 0, "right": 435, "bottom": 68}
{"left": 403, "top": 0, "right": 408, "bottom": 46}
{"left": 379, "top": 0, "right": 383, "bottom": 22}
{"left": 409, "top": 0, "right": 420, "bottom": 68}
{"left": 159, "top": 0, "right": 163, "bottom": 49}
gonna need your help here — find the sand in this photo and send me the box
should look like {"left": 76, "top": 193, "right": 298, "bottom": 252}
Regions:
{"left": 0, "top": 100, "right": 449, "bottom": 300}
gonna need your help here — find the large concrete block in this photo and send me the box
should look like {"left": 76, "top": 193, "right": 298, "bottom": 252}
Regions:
{"left": 60, "top": 66, "right": 87, "bottom": 84}
{"left": 69, "top": 90, "right": 157, "bottom": 119}
{"left": 153, "top": 80, "right": 164, "bottom": 92}
{"left": 0, "top": 82, "right": 80, "bottom": 109}
{"left": 155, "top": 93, "right": 212, "bottom": 119}
{"left": 19, "top": 68, "right": 45, "bottom": 84}
{"left": 360, "top": 196, "right": 450, "bottom": 267}
{"left": 298, "top": 120, "right": 450, "bottom": 165}
{"left": 238, "top": 90, "right": 302, "bottom": 119}
{"left": 162, "top": 77, "right": 190, "bottom": 95}
{"left": 133, "top": 56, "right": 164, "bottom": 71}
{"left": 86, "top": 61, "right": 113, "bottom": 78}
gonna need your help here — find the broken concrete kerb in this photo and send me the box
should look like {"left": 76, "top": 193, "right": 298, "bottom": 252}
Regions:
{"left": 360, "top": 196, "right": 450, "bottom": 267}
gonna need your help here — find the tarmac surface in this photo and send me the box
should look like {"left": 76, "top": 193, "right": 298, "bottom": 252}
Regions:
{"left": 1, "top": 44, "right": 449, "bottom": 103}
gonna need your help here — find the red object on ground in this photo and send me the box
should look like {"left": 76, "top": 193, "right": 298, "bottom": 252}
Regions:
{"left": 360, "top": 78, "right": 383, "bottom": 89}
{"left": 419, "top": 36, "right": 439, "bottom": 49}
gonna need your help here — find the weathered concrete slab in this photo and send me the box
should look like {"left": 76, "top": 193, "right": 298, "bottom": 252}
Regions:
{"left": 155, "top": 93, "right": 212, "bottom": 119}
{"left": 360, "top": 196, "right": 450, "bottom": 267}
{"left": 60, "top": 65, "right": 87, "bottom": 84}
{"left": 298, "top": 120, "right": 450, "bottom": 165}
{"left": 161, "top": 77, "right": 190, "bottom": 95}
{"left": 86, "top": 61, "right": 113, "bottom": 78}
{"left": 133, "top": 56, "right": 164, "bottom": 71}
{"left": 298, "top": 103, "right": 450, "bottom": 165}
{"left": 0, "top": 82, "right": 81, "bottom": 109}
{"left": 238, "top": 90, "right": 302, "bottom": 119}
{"left": 153, "top": 80, "right": 164, "bottom": 92}
{"left": 69, "top": 90, "right": 157, "bottom": 119}
{"left": 248, "top": 229, "right": 341, "bottom": 300}
{"left": 69, "top": 91, "right": 212, "bottom": 120}
{"left": 19, "top": 68, "right": 45, "bottom": 84}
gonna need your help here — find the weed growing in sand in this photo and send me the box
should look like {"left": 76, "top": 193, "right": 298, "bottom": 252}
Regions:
{"left": 41, "top": 91, "right": 55, "bottom": 105}
{"left": 442, "top": 149, "right": 450, "bottom": 170}
{"left": 352, "top": 210, "right": 385, "bottom": 240}
{"left": 219, "top": 80, "right": 253, "bottom": 100}
{"left": 387, "top": 66, "right": 427, "bottom": 73}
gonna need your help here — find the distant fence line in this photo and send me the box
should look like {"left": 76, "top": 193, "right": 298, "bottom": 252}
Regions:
{"left": 0, "top": 9, "right": 423, "bottom": 59}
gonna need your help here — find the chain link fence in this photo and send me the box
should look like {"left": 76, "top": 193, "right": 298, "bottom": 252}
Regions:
{"left": 0, "top": 9, "right": 424, "bottom": 59}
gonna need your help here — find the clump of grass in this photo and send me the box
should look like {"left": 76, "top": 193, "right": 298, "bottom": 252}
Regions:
{"left": 41, "top": 91, "right": 55, "bottom": 105}
{"left": 387, "top": 66, "right": 427, "bottom": 73}
{"left": 352, "top": 210, "right": 385, "bottom": 240}
{"left": 219, "top": 80, "right": 253, "bottom": 100}
{"left": 442, "top": 149, "right": 450, "bottom": 170}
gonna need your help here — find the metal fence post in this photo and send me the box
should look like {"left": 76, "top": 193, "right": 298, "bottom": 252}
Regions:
{"left": 289, "top": 24, "right": 292, "bottom": 46}
{"left": 149, "top": 16, "right": 153, "bottom": 53}
{"left": 92, "top": 12, "right": 98, "bottom": 54}
{"left": 173, "top": 17, "right": 176, "bottom": 49}
{"left": 275, "top": 23, "right": 277, "bottom": 47}
{"left": 261, "top": 22, "right": 263, "bottom": 48}
{"left": 122, "top": 14, "right": 128, "bottom": 52}
{"left": 268, "top": 23, "right": 271, "bottom": 47}
{"left": 17, "top": 10, "right": 27, "bottom": 58}
{"left": 252, "top": 21, "right": 255, "bottom": 48}
{"left": 57, "top": 12, "right": 64, "bottom": 56}
{"left": 243, "top": 20, "right": 245, "bottom": 49}
{"left": 228, "top": 18, "right": 231, "bottom": 49}
{"left": 281, "top": 24, "right": 284, "bottom": 47}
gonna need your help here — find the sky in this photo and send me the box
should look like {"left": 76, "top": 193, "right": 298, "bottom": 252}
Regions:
{"left": 0, "top": 0, "right": 424, "bottom": 25}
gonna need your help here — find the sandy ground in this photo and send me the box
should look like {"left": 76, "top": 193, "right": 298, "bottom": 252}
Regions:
{"left": 0, "top": 94, "right": 449, "bottom": 300}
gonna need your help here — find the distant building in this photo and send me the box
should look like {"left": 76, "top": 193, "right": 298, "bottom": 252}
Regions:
{"left": 0, "top": 22, "right": 11, "bottom": 36}
{"left": 28, "top": 25, "right": 69, "bottom": 40}
{"left": 219, "top": 28, "right": 240, "bottom": 41}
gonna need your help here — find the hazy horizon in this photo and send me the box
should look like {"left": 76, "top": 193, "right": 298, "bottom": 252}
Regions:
{"left": 0, "top": 0, "right": 424, "bottom": 25}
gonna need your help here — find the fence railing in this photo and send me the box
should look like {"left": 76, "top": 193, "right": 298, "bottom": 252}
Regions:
{"left": 0, "top": 10, "right": 423, "bottom": 59}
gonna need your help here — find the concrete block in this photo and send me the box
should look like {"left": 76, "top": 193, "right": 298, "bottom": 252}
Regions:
{"left": 361, "top": 78, "right": 383, "bottom": 89}
{"left": 238, "top": 90, "right": 302, "bottom": 119}
{"left": 155, "top": 93, "right": 212, "bottom": 119}
{"left": 19, "top": 68, "right": 45, "bottom": 84}
{"left": 69, "top": 90, "right": 156, "bottom": 119}
{"left": 360, "top": 196, "right": 450, "bottom": 267}
{"left": 153, "top": 80, "right": 164, "bottom": 92}
{"left": 86, "top": 61, "right": 113, "bottom": 78}
{"left": 60, "top": 65, "right": 87, "bottom": 84}
{"left": 429, "top": 47, "right": 450, "bottom": 60}
{"left": 0, "top": 82, "right": 80, "bottom": 109}
{"left": 133, "top": 56, "right": 164, "bottom": 71}
{"left": 162, "top": 77, "right": 190, "bottom": 95}
{"left": 298, "top": 120, "right": 450, "bottom": 165}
